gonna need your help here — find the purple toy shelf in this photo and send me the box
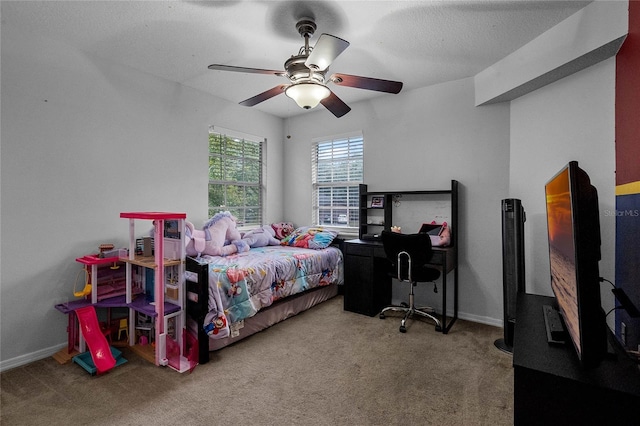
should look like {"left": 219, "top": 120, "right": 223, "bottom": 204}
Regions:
{"left": 55, "top": 292, "right": 180, "bottom": 316}
{"left": 129, "top": 296, "right": 182, "bottom": 317}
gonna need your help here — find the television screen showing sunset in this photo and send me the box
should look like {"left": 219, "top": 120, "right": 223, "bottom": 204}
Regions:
{"left": 545, "top": 168, "right": 580, "bottom": 355}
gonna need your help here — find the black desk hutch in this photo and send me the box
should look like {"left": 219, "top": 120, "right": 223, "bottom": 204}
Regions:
{"left": 343, "top": 180, "right": 459, "bottom": 334}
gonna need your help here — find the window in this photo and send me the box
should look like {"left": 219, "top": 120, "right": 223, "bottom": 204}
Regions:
{"left": 312, "top": 133, "right": 364, "bottom": 227}
{"left": 208, "top": 126, "right": 264, "bottom": 227}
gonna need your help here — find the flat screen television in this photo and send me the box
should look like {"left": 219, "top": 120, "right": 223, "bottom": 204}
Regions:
{"left": 544, "top": 161, "right": 607, "bottom": 368}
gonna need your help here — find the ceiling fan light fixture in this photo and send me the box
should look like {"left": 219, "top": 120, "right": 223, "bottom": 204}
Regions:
{"left": 285, "top": 83, "right": 330, "bottom": 110}
{"left": 208, "top": 18, "right": 402, "bottom": 118}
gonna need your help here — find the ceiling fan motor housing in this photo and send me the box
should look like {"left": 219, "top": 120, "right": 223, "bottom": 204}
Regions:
{"left": 285, "top": 55, "right": 326, "bottom": 84}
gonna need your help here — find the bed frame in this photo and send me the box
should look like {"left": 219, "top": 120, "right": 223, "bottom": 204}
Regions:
{"left": 185, "top": 250, "right": 341, "bottom": 364}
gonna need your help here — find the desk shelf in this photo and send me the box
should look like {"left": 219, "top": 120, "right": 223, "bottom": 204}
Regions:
{"left": 358, "top": 181, "right": 458, "bottom": 243}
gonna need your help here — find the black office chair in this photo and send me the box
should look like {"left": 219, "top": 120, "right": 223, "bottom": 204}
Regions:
{"left": 379, "top": 231, "right": 441, "bottom": 333}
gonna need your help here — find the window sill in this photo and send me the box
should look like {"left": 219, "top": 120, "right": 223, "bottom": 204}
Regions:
{"left": 316, "top": 226, "right": 358, "bottom": 240}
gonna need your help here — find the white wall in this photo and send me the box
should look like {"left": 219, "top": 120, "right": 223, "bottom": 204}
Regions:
{"left": 283, "top": 78, "right": 511, "bottom": 325}
{"left": 509, "top": 58, "right": 616, "bottom": 317}
{"left": 282, "top": 58, "right": 617, "bottom": 328}
{"left": 0, "top": 3, "right": 619, "bottom": 368}
{"left": 0, "top": 28, "right": 284, "bottom": 367}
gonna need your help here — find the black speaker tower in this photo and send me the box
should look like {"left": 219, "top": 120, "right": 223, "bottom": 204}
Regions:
{"left": 495, "top": 198, "right": 526, "bottom": 354}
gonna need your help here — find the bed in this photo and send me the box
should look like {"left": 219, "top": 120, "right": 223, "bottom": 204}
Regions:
{"left": 185, "top": 242, "right": 343, "bottom": 364}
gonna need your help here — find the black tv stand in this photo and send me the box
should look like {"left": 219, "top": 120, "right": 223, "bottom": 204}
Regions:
{"left": 513, "top": 293, "right": 640, "bottom": 425}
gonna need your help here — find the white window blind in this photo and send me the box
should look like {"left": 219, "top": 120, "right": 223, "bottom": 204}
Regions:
{"left": 312, "top": 133, "right": 364, "bottom": 227}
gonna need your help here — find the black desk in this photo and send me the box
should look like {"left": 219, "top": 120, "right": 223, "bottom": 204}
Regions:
{"left": 343, "top": 238, "right": 458, "bottom": 334}
{"left": 513, "top": 293, "right": 640, "bottom": 425}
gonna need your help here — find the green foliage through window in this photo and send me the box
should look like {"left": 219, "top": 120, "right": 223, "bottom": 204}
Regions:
{"left": 208, "top": 128, "right": 263, "bottom": 227}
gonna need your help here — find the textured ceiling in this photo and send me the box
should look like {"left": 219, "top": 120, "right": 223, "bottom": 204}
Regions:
{"left": 1, "top": 0, "right": 592, "bottom": 118}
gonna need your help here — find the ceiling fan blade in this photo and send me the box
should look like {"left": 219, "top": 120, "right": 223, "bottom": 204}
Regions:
{"left": 330, "top": 73, "right": 403, "bottom": 94}
{"left": 239, "top": 85, "right": 289, "bottom": 107}
{"left": 208, "top": 64, "right": 286, "bottom": 77}
{"left": 305, "top": 34, "right": 350, "bottom": 71}
{"left": 320, "top": 91, "right": 351, "bottom": 118}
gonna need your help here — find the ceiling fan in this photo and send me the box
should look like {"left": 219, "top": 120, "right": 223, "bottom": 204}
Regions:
{"left": 208, "top": 18, "right": 403, "bottom": 118}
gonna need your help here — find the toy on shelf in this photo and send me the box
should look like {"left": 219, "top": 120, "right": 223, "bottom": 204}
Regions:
{"left": 75, "top": 254, "right": 127, "bottom": 303}
{"left": 117, "top": 318, "right": 129, "bottom": 341}
{"left": 73, "top": 306, "right": 127, "bottom": 375}
{"left": 99, "top": 243, "right": 114, "bottom": 256}
{"left": 73, "top": 266, "right": 91, "bottom": 298}
{"left": 135, "top": 312, "right": 154, "bottom": 345}
{"left": 71, "top": 244, "right": 125, "bottom": 299}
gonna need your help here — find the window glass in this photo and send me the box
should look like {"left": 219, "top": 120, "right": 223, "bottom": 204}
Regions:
{"left": 208, "top": 127, "right": 264, "bottom": 227}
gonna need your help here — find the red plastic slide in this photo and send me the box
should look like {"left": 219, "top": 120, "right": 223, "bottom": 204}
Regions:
{"left": 75, "top": 306, "right": 116, "bottom": 374}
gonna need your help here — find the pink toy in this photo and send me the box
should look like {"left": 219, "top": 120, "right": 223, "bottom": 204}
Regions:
{"left": 428, "top": 221, "right": 451, "bottom": 247}
{"left": 271, "top": 222, "right": 295, "bottom": 240}
{"left": 241, "top": 223, "right": 292, "bottom": 248}
{"left": 185, "top": 211, "right": 249, "bottom": 257}
{"left": 75, "top": 306, "right": 116, "bottom": 374}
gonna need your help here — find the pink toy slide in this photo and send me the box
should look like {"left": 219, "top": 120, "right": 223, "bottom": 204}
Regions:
{"left": 75, "top": 306, "right": 116, "bottom": 374}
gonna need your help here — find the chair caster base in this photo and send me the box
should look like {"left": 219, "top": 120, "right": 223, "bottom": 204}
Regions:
{"left": 399, "top": 325, "right": 407, "bottom": 333}
{"left": 379, "top": 313, "right": 386, "bottom": 319}
{"left": 435, "top": 325, "right": 442, "bottom": 332}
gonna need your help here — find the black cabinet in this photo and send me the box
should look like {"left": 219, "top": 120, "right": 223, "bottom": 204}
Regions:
{"left": 513, "top": 293, "right": 640, "bottom": 425}
{"left": 343, "top": 240, "right": 390, "bottom": 316}
{"left": 343, "top": 238, "right": 458, "bottom": 333}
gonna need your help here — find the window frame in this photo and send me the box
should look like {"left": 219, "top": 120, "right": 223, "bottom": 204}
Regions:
{"left": 208, "top": 126, "right": 265, "bottom": 229}
{"left": 311, "top": 132, "right": 364, "bottom": 229}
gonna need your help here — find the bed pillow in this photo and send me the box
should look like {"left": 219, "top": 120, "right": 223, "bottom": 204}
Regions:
{"left": 280, "top": 226, "right": 338, "bottom": 249}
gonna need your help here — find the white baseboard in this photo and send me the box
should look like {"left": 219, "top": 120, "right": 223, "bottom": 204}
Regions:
{"left": 388, "top": 298, "right": 504, "bottom": 329}
{"left": 457, "top": 311, "right": 503, "bottom": 328}
{"left": 0, "top": 342, "right": 66, "bottom": 373}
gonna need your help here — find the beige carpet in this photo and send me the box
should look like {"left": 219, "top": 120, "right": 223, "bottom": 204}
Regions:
{"left": 1, "top": 295, "right": 513, "bottom": 425}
